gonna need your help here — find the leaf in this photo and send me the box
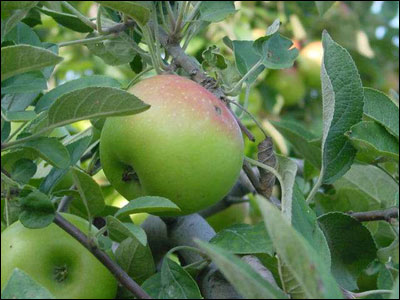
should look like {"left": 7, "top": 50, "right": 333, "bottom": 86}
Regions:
{"left": 115, "top": 237, "right": 155, "bottom": 284}
{"left": 3, "top": 110, "right": 37, "bottom": 122}
{"left": 210, "top": 223, "right": 274, "bottom": 255}
{"left": 1, "top": 45, "right": 63, "bottom": 81}
{"left": 277, "top": 155, "right": 298, "bottom": 222}
{"left": 72, "top": 168, "right": 105, "bottom": 216}
{"left": 19, "top": 190, "right": 55, "bottom": 229}
{"left": 391, "top": 276, "right": 399, "bottom": 299}
{"left": 35, "top": 75, "right": 121, "bottom": 113}
{"left": 1, "top": 269, "right": 54, "bottom": 299}
{"left": 378, "top": 238, "right": 399, "bottom": 265}
{"left": 115, "top": 196, "right": 180, "bottom": 219}
{"left": 1, "top": 1, "right": 39, "bottom": 41}
{"left": 11, "top": 158, "right": 37, "bottom": 184}
{"left": 141, "top": 273, "right": 163, "bottom": 299}
{"left": 196, "top": 240, "right": 288, "bottom": 299}
{"left": 256, "top": 196, "right": 343, "bottom": 299}
{"left": 363, "top": 87, "right": 399, "bottom": 139}
{"left": 318, "top": 212, "right": 377, "bottom": 290}
{"left": 157, "top": 259, "right": 203, "bottom": 299}
{"left": 4, "top": 21, "right": 41, "bottom": 46}
{"left": 1, "top": 92, "right": 39, "bottom": 112}
{"left": 46, "top": 87, "right": 150, "bottom": 129}
{"left": 334, "top": 164, "right": 399, "bottom": 209}
{"left": 38, "top": 7, "right": 94, "bottom": 33}
{"left": 266, "top": 18, "right": 281, "bottom": 36}
{"left": 40, "top": 134, "right": 92, "bottom": 194}
{"left": 347, "top": 121, "right": 399, "bottom": 163}
{"left": 315, "top": 1, "right": 336, "bottom": 16}
{"left": 319, "top": 30, "right": 364, "bottom": 184}
{"left": 253, "top": 33, "right": 299, "bottom": 69}
{"left": 95, "top": 1, "right": 150, "bottom": 26}
{"left": 199, "top": 1, "right": 236, "bottom": 22}
{"left": 291, "top": 183, "right": 331, "bottom": 268}
{"left": 232, "top": 40, "right": 265, "bottom": 84}
{"left": 1, "top": 71, "right": 47, "bottom": 94}
{"left": 85, "top": 31, "right": 137, "bottom": 66}
{"left": 202, "top": 45, "right": 228, "bottom": 71}
{"left": 106, "top": 215, "right": 147, "bottom": 246}
{"left": 272, "top": 119, "right": 321, "bottom": 169}
{"left": 1, "top": 120, "right": 11, "bottom": 142}
{"left": 16, "top": 137, "right": 70, "bottom": 169}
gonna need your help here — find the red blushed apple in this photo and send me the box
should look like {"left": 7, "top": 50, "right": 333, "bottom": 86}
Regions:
{"left": 100, "top": 75, "right": 244, "bottom": 215}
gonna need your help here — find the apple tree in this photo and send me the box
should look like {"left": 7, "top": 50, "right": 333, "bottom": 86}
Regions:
{"left": 1, "top": 1, "right": 399, "bottom": 299}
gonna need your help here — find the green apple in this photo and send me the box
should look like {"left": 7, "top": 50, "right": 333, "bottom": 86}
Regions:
{"left": 297, "top": 41, "right": 323, "bottom": 88}
{"left": 100, "top": 75, "right": 244, "bottom": 215}
{"left": 1, "top": 213, "right": 118, "bottom": 299}
{"left": 206, "top": 202, "right": 249, "bottom": 232}
{"left": 266, "top": 68, "right": 306, "bottom": 107}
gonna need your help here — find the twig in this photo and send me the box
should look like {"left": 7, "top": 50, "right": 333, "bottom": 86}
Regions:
{"left": 53, "top": 213, "right": 151, "bottom": 299}
{"left": 348, "top": 207, "right": 399, "bottom": 222}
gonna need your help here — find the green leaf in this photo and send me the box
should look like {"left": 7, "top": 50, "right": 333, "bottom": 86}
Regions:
{"left": 115, "top": 196, "right": 180, "bottom": 219}
{"left": 256, "top": 196, "right": 343, "bottom": 299}
{"left": 253, "top": 33, "right": 299, "bottom": 69}
{"left": 277, "top": 155, "right": 298, "bottom": 222}
{"left": 1, "top": 2, "right": 39, "bottom": 41}
{"left": 363, "top": 87, "right": 399, "bottom": 139}
{"left": 38, "top": 7, "right": 94, "bottom": 33}
{"left": 272, "top": 120, "right": 321, "bottom": 169}
{"left": 71, "top": 168, "right": 105, "bottom": 216}
{"left": 318, "top": 212, "right": 377, "bottom": 290}
{"left": 106, "top": 215, "right": 147, "bottom": 246}
{"left": 1, "top": 45, "right": 63, "bottom": 82}
{"left": 291, "top": 184, "right": 331, "bottom": 268}
{"left": 35, "top": 75, "right": 121, "bottom": 113}
{"left": 16, "top": 137, "right": 70, "bottom": 169}
{"left": 115, "top": 237, "right": 155, "bottom": 284}
{"left": 1, "top": 71, "right": 47, "bottom": 94}
{"left": 210, "top": 223, "right": 274, "bottom": 255}
{"left": 199, "top": 1, "right": 236, "bottom": 22}
{"left": 19, "top": 190, "right": 55, "bottom": 229}
{"left": 40, "top": 134, "right": 92, "bottom": 194}
{"left": 11, "top": 158, "right": 37, "bottom": 184}
{"left": 196, "top": 240, "right": 288, "bottom": 299}
{"left": 160, "top": 258, "right": 204, "bottom": 299}
{"left": 3, "top": 110, "right": 37, "bottom": 122}
{"left": 232, "top": 40, "right": 265, "bottom": 84}
{"left": 347, "top": 121, "right": 399, "bottom": 163}
{"left": 1, "top": 92, "right": 39, "bottom": 112}
{"left": 141, "top": 273, "right": 163, "bottom": 299}
{"left": 319, "top": 30, "right": 364, "bottom": 184}
{"left": 315, "top": 1, "right": 336, "bottom": 16}
{"left": 4, "top": 21, "right": 41, "bottom": 46}
{"left": 46, "top": 87, "right": 150, "bottom": 129}
{"left": 85, "top": 31, "right": 137, "bottom": 66}
{"left": 1, "top": 121, "right": 11, "bottom": 142}
{"left": 391, "top": 276, "right": 399, "bottom": 299}
{"left": 1, "top": 269, "right": 54, "bottom": 299}
{"left": 95, "top": 1, "right": 150, "bottom": 26}
{"left": 202, "top": 45, "right": 228, "bottom": 71}
{"left": 378, "top": 238, "right": 399, "bottom": 265}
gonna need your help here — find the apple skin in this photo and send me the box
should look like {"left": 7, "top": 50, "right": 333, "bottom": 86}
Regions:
{"left": 266, "top": 68, "right": 306, "bottom": 106}
{"left": 206, "top": 202, "right": 249, "bottom": 232}
{"left": 1, "top": 213, "right": 118, "bottom": 299}
{"left": 100, "top": 75, "right": 244, "bottom": 215}
{"left": 297, "top": 41, "right": 323, "bottom": 88}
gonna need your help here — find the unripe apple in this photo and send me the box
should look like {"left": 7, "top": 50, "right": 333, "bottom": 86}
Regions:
{"left": 297, "top": 41, "right": 323, "bottom": 88}
{"left": 100, "top": 75, "right": 244, "bottom": 215}
{"left": 266, "top": 68, "right": 306, "bottom": 107}
{"left": 206, "top": 202, "right": 249, "bottom": 232}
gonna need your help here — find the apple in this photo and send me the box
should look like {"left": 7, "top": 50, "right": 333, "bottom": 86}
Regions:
{"left": 266, "top": 68, "right": 306, "bottom": 106}
{"left": 206, "top": 202, "right": 249, "bottom": 232}
{"left": 297, "top": 41, "right": 323, "bottom": 88}
{"left": 1, "top": 213, "right": 118, "bottom": 299}
{"left": 100, "top": 75, "right": 244, "bottom": 215}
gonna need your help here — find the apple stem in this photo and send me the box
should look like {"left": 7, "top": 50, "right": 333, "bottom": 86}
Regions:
{"left": 53, "top": 213, "right": 151, "bottom": 299}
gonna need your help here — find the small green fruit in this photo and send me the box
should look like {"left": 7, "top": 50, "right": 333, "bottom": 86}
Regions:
{"left": 1, "top": 213, "right": 118, "bottom": 299}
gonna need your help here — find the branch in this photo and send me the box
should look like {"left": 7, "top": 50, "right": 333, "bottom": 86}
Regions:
{"left": 53, "top": 213, "right": 151, "bottom": 299}
{"left": 348, "top": 208, "right": 399, "bottom": 222}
